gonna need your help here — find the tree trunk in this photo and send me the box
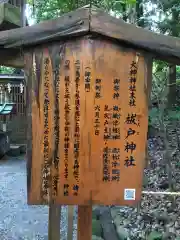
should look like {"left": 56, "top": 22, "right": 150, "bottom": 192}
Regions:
{"left": 122, "top": 3, "right": 127, "bottom": 22}
{"left": 168, "top": 64, "right": 176, "bottom": 108}
{"left": 167, "top": 9, "right": 178, "bottom": 108}
{"left": 21, "top": 0, "right": 26, "bottom": 27}
{"left": 136, "top": 0, "right": 144, "bottom": 27}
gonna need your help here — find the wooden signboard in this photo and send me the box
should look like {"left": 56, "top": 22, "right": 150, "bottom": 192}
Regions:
{"left": 26, "top": 37, "right": 149, "bottom": 206}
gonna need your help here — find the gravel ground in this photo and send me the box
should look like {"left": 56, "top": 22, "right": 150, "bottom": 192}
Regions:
{"left": 0, "top": 156, "right": 77, "bottom": 240}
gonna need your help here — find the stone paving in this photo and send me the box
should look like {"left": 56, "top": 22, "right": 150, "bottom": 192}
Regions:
{"left": 0, "top": 156, "right": 76, "bottom": 240}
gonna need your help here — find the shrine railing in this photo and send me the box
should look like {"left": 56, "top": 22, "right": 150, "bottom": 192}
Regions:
{"left": 0, "top": 77, "right": 26, "bottom": 143}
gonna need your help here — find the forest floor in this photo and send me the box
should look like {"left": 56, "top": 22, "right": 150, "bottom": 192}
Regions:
{"left": 0, "top": 155, "right": 77, "bottom": 240}
{"left": 111, "top": 132, "right": 180, "bottom": 240}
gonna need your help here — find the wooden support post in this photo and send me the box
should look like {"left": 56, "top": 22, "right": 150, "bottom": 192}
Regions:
{"left": 2, "top": 123, "right": 6, "bottom": 132}
{"left": 48, "top": 204, "right": 61, "bottom": 240}
{"left": 77, "top": 205, "right": 92, "bottom": 240}
{"left": 67, "top": 206, "right": 74, "bottom": 240}
{"left": 3, "top": 115, "right": 6, "bottom": 132}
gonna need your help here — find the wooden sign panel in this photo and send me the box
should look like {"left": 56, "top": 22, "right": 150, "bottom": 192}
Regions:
{"left": 26, "top": 37, "right": 149, "bottom": 206}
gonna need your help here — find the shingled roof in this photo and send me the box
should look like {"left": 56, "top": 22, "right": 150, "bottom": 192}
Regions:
{"left": 0, "top": 5, "right": 180, "bottom": 65}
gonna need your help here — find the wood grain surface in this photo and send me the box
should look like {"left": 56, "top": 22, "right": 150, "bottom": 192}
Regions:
{"left": 26, "top": 37, "right": 150, "bottom": 206}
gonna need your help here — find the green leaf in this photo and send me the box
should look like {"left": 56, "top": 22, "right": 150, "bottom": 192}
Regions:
{"left": 125, "top": 0, "right": 136, "bottom": 4}
{"left": 167, "top": 110, "right": 180, "bottom": 120}
{"left": 147, "top": 231, "right": 162, "bottom": 240}
{"left": 0, "top": 66, "right": 15, "bottom": 74}
{"left": 92, "top": 219, "right": 102, "bottom": 237}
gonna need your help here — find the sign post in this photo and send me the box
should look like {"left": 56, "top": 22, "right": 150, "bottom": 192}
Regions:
{"left": 26, "top": 37, "right": 150, "bottom": 239}
{"left": 67, "top": 206, "right": 74, "bottom": 240}
{"left": 48, "top": 203, "right": 61, "bottom": 240}
{"left": 78, "top": 206, "right": 92, "bottom": 240}
{"left": 26, "top": 38, "right": 149, "bottom": 206}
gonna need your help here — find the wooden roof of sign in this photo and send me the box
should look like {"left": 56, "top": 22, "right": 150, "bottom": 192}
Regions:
{"left": 0, "top": 5, "right": 180, "bottom": 67}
